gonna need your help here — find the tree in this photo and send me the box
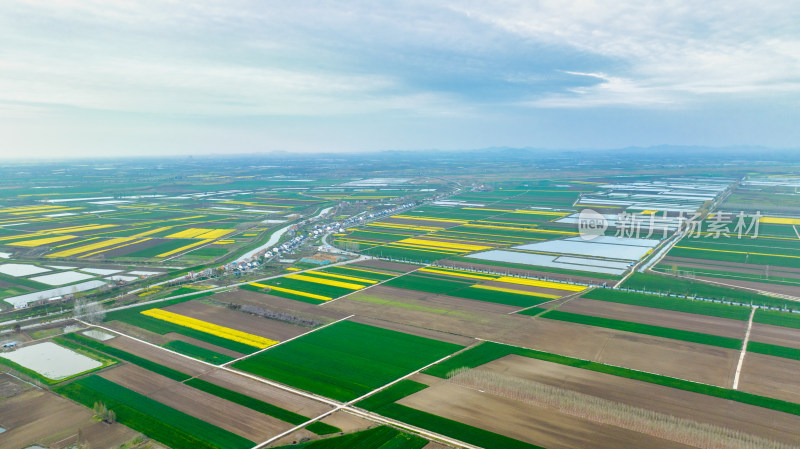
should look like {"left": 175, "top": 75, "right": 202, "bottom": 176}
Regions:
{"left": 13, "top": 324, "right": 21, "bottom": 334}
{"left": 74, "top": 297, "right": 105, "bottom": 324}
{"left": 93, "top": 401, "right": 116, "bottom": 424}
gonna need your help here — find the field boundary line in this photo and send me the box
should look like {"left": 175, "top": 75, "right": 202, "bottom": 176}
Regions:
{"left": 2, "top": 371, "right": 42, "bottom": 390}
{"left": 220, "top": 314, "right": 355, "bottom": 367}
{"left": 510, "top": 287, "right": 591, "bottom": 315}
{"left": 732, "top": 307, "right": 757, "bottom": 390}
{"left": 249, "top": 342, "right": 480, "bottom": 449}
{"left": 474, "top": 337, "right": 727, "bottom": 388}
{"left": 77, "top": 319, "right": 343, "bottom": 408}
{"left": 318, "top": 263, "right": 427, "bottom": 307}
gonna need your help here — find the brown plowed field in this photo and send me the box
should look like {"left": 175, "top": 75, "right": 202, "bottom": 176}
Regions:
{"left": 198, "top": 368, "right": 333, "bottom": 418}
{"left": 738, "top": 352, "right": 800, "bottom": 403}
{"left": 348, "top": 315, "right": 476, "bottom": 346}
{"left": 694, "top": 275, "right": 800, "bottom": 296}
{"left": 402, "top": 355, "right": 800, "bottom": 446}
{"left": 326, "top": 286, "right": 739, "bottom": 385}
{"left": 661, "top": 256, "right": 800, "bottom": 274}
{"left": 749, "top": 322, "right": 800, "bottom": 349}
{"left": 0, "top": 389, "right": 136, "bottom": 449}
{"left": 216, "top": 288, "right": 347, "bottom": 322}
{"left": 101, "top": 364, "right": 289, "bottom": 440}
{"left": 400, "top": 382, "right": 693, "bottom": 449}
{"left": 164, "top": 300, "right": 309, "bottom": 341}
{"left": 559, "top": 297, "right": 748, "bottom": 338}
{"left": 106, "top": 334, "right": 213, "bottom": 377}
{"left": 163, "top": 332, "right": 243, "bottom": 357}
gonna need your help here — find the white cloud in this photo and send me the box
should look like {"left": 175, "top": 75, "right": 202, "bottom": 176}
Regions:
{"left": 453, "top": 0, "right": 800, "bottom": 107}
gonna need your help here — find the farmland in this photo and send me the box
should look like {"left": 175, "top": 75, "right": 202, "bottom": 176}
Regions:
{"left": 233, "top": 320, "right": 463, "bottom": 401}
{"left": 4, "top": 157, "right": 800, "bottom": 449}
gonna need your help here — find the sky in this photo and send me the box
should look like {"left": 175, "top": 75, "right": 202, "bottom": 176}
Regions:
{"left": 1, "top": 0, "right": 799, "bottom": 159}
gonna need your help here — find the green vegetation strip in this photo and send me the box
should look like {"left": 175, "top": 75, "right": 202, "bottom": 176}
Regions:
{"left": 55, "top": 376, "right": 254, "bottom": 449}
{"left": 622, "top": 273, "right": 797, "bottom": 310}
{"left": 104, "top": 297, "right": 258, "bottom": 354}
{"left": 240, "top": 283, "right": 326, "bottom": 305}
{"left": 423, "top": 341, "right": 800, "bottom": 416}
{"left": 581, "top": 289, "right": 753, "bottom": 320}
{"left": 357, "top": 380, "right": 542, "bottom": 449}
{"left": 747, "top": 341, "right": 800, "bottom": 361}
{"left": 531, "top": 310, "right": 742, "bottom": 349}
{"left": 62, "top": 335, "right": 340, "bottom": 435}
{"left": 163, "top": 340, "right": 234, "bottom": 365}
{"left": 62, "top": 333, "right": 191, "bottom": 382}
{"left": 382, "top": 274, "right": 472, "bottom": 295}
{"left": 184, "top": 378, "right": 341, "bottom": 435}
{"left": 447, "top": 286, "right": 551, "bottom": 308}
{"left": 277, "top": 425, "right": 427, "bottom": 449}
{"left": 753, "top": 309, "right": 800, "bottom": 329}
{"left": 233, "top": 321, "right": 463, "bottom": 402}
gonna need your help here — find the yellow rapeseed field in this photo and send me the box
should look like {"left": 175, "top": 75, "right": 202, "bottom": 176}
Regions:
{"left": 306, "top": 271, "right": 377, "bottom": 284}
{"left": 470, "top": 284, "right": 560, "bottom": 299}
{"left": 759, "top": 216, "right": 800, "bottom": 225}
{"left": 286, "top": 274, "right": 365, "bottom": 290}
{"left": 398, "top": 238, "right": 491, "bottom": 252}
{"left": 142, "top": 308, "right": 278, "bottom": 348}
{"left": 7, "top": 235, "right": 76, "bottom": 247}
{"left": 249, "top": 282, "right": 332, "bottom": 301}
{"left": 156, "top": 239, "right": 214, "bottom": 257}
{"left": 418, "top": 267, "right": 498, "bottom": 281}
{"left": 495, "top": 276, "right": 586, "bottom": 292}
{"left": 46, "top": 237, "right": 135, "bottom": 258}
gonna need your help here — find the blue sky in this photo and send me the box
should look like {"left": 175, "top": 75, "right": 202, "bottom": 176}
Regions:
{"left": 1, "top": 1, "right": 799, "bottom": 158}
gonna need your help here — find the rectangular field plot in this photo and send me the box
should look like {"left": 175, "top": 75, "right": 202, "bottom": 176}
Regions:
{"left": 0, "top": 341, "right": 108, "bottom": 382}
{"left": 467, "top": 249, "right": 628, "bottom": 276}
{"left": 243, "top": 268, "right": 380, "bottom": 304}
{"left": 232, "top": 320, "right": 463, "bottom": 401}
{"left": 55, "top": 375, "right": 254, "bottom": 449}
{"left": 515, "top": 236, "right": 658, "bottom": 261}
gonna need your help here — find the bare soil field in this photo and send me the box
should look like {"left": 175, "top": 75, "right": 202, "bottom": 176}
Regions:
{"left": 443, "top": 259, "right": 612, "bottom": 285}
{"left": 407, "top": 355, "right": 800, "bottom": 446}
{"left": 318, "top": 410, "right": 373, "bottom": 433}
{"left": 0, "top": 389, "right": 135, "bottom": 449}
{"left": 694, "top": 275, "right": 800, "bottom": 296}
{"left": 346, "top": 285, "right": 521, "bottom": 314}
{"left": 400, "top": 381, "right": 693, "bottom": 449}
{"left": 106, "top": 334, "right": 213, "bottom": 377}
{"left": 327, "top": 287, "right": 739, "bottom": 385}
{"left": 737, "top": 352, "right": 800, "bottom": 403}
{"left": 559, "top": 297, "right": 748, "bottom": 338}
{"left": 164, "top": 300, "right": 308, "bottom": 341}
{"left": 658, "top": 259, "right": 800, "bottom": 280}
{"left": 353, "top": 259, "right": 422, "bottom": 273}
{"left": 101, "top": 364, "right": 288, "bottom": 441}
{"left": 482, "top": 279, "right": 581, "bottom": 298}
{"left": 163, "top": 332, "right": 244, "bottom": 357}
{"left": 0, "top": 372, "right": 31, "bottom": 399}
{"left": 198, "top": 369, "right": 333, "bottom": 418}
{"left": 749, "top": 323, "right": 800, "bottom": 349}
{"left": 216, "top": 289, "right": 347, "bottom": 322}
{"left": 348, "top": 315, "right": 476, "bottom": 346}
{"left": 661, "top": 256, "right": 800, "bottom": 275}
